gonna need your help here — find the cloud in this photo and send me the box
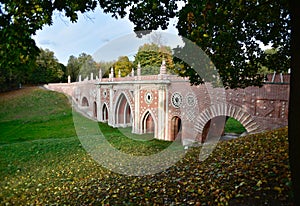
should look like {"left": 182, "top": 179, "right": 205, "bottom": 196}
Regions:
{"left": 39, "top": 39, "right": 57, "bottom": 46}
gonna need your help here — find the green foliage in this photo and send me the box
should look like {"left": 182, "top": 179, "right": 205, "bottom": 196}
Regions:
{"left": 29, "top": 48, "right": 64, "bottom": 84}
{"left": 113, "top": 56, "right": 133, "bottom": 77}
{"left": 0, "top": 0, "right": 98, "bottom": 91}
{"left": 133, "top": 43, "right": 175, "bottom": 75}
{"left": 66, "top": 53, "right": 99, "bottom": 81}
{"left": 96, "top": 60, "right": 115, "bottom": 78}
{"left": 66, "top": 55, "right": 80, "bottom": 82}
{"left": 1, "top": 0, "right": 290, "bottom": 90}
{"left": 98, "top": 0, "right": 290, "bottom": 88}
{"left": 224, "top": 117, "right": 247, "bottom": 134}
{"left": 176, "top": 0, "right": 290, "bottom": 88}
{"left": 77, "top": 53, "right": 98, "bottom": 80}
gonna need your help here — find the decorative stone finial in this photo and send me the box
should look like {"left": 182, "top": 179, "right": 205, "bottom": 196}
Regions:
{"left": 109, "top": 67, "right": 114, "bottom": 79}
{"left": 99, "top": 68, "right": 102, "bottom": 81}
{"left": 137, "top": 62, "right": 141, "bottom": 76}
{"left": 160, "top": 59, "right": 166, "bottom": 75}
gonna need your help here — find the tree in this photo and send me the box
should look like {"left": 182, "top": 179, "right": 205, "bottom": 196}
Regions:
{"left": 66, "top": 53, "right": 98, "bottom": 81}
{"left": 1, "top": 1, "right": 297, "bottom": 202}
{"left": 175, "top": 0, "right": 290, "bottom": 88}
{"left": 78, "top": 53, "right": 97, "bottom": 80}
{"left": 0, "top": 0, "right": 97, "bottom": 91}
{"left": 30, "top": 48, "right": 64, "bottom": 84}
{"left": 66, "top": 55, "right": 80, "bottom": 82}
{"left": 98, "top": 0, "right": 290, "bottom": 88}
{"left": 96, "top": 61, "right": 115, "bottom": 78}
{"left": 133, "top": 43, "right": 175, "bottom": 75}
{"left": 113, "top": 56, "right": 133, "bottom": 77}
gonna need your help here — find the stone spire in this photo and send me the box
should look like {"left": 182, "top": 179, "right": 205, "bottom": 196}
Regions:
{"left": 99, "top": 68, "right": 102, "bottom": 81}
{"left": 137, "top": 62, "right": 141, "bottom": 76}
{"left": 160, "top": 59, "right": 166, "bottom": 75}
{"left": 131, "top": 68, "right": 134, "bottom": 77}
{"left": 90, "top": 72, "right": 94, "bottom": 80}
{"left": 109, "top": 67, "right": 114, "bottom": 79}
{"left": 118, "top": 69, "right": 121, "bottom": 78}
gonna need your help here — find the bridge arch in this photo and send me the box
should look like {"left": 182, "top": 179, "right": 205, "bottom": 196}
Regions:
{"left": 102, "top": 103, "right": 109, "bottom": 122}
{"left": 81, "top": 96, "right": 89, "bottom": 107}
{"left": 141, "top": 110, "right": 157, "bottom": 135}
{"left": 170, "top": 116, "right": 182, "bottom": 141}
{"left": 93, "top": 101, "right": 97, "bottom": 118}
{"left": 114, "top": 92, "right": 132, "bottom": 127}
{"left": 195, "top": 104, "right": 259, "bottom": 141}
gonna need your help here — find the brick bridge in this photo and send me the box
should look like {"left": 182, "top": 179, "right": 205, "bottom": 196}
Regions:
{"left": 45, "top": 63, "right": 289, "bottom": 144}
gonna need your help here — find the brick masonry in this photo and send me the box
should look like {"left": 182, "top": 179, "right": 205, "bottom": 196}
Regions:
{"left": 45, "top": 71, "right": 289, "bottom": 144}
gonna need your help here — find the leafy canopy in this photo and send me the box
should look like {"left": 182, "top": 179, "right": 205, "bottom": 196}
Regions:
{"left": 1, "top": 0, "right": 290, "bottom": 89}
{"left": 133, "top": 43, "right": 175, "bottom": 75}
{"left": 99, "top": 0, "right": 290, "bottom": 88}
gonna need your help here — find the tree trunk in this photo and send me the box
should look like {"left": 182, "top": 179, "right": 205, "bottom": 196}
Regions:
{"left": 289, "top": 1, "right": 300, "bottom": 204}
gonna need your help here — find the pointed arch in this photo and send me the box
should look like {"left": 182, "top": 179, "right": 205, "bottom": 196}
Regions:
{"left": 102, "top": 103, "right": 109, "bottom": 122}
{"left": 93, "top": 101, "right": 97, "bottom": 118}
{"left": 115, "top": 93, "right": 132, "bottom": 127}
{"left": 141, "top": 110, "right": 156, "bottom": 134}
{"left": 81, "top": 97, "right": 89, "bottom": 107}
{"left": 170, "top": 116, "right": 182, "bottom": 141}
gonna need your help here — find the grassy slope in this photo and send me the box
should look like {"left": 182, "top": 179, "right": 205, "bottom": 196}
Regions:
{"left": 0, "top": 87, "right": 75, "bottom": 144}
{"left": 0, "top": 87, "right": 293, "bottom": 205}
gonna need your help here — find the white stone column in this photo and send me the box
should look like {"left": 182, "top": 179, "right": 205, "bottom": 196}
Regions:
{"left": 157, "top": 85, "right": 166, "bottom": 139}
{"left": 164, "top": 85, "right": 169, "bottom": 140}
{"left": 133, "top": 85, "right": 140, "bottom": 134}
{"left": 137, "top": 62, "right": 141, "bottom": 80}
{"left": 99, "top": 69, "right": 102, "bottom": 81}
{"left": 109, "top": 86, "right": 115, "bottom": 126}
{"left": 90, "top": 73, "right": 94, "bottom": 81}
{"left": 96, "top": 85, "right": 101, "bottom": 121}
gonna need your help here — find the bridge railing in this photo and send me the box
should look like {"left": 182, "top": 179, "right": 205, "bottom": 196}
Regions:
{"left": 73, "top": 74, "right": 188, "bottom": 83}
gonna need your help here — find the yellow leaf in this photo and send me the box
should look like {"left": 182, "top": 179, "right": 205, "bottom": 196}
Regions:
{"left": 273, "top": 186, "right": 282, "bottom": 193}
{"left": 256, "top": 180, "right": 262, "bottom": 187}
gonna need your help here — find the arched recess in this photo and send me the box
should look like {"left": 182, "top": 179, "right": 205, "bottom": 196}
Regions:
{"left": 82, "top": 97, "right": 89, "bottom": 107}
{"left": 170, "top": 116, "right": 182, "bottom": 141}
{"left": 115, "top": 93, "right": 132, "bottom": 127}
{"left": 93, "top": 101, "right": 97, "bottom": 118}
{"left": 195, "top": 104, "right": 259, "bottom": 141}
{"left": 142, "top": 111, "right": 155, "bottom": 134}
{"left": 102, "top": 103, "right": 108, "bottom": 122}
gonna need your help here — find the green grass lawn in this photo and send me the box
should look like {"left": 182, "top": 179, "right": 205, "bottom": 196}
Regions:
{"left": 0, "top": 87, "right": 293, "bottom": 205}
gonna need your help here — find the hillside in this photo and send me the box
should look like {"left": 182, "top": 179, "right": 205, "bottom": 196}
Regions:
{"left": 0, "top": 87, "right": 293, "bottom": 205}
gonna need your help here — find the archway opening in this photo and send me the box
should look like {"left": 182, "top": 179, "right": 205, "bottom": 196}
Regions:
{"left": 201, "top": 116, "right": 227, "bottom": 143}
{"left": 102, "top": 104, "right": 108, "bottom": 122}
{"left": 202, "top": 116, "right": 246, "bottom": 142}
{"left": 115, "top": 94, "right": 132, "bottom": 127}
{"left": 142, "top": 111, "right": 155, "bottom": 134}
{"left": 170, "top": 116, "right": 182, "bottom": 141}
{"left": 93, "top": 101, "right": 97, "bottom": 118}
{"left": 82, "top": 97, "right": 89, "bottom": 107}
{"left": 224, "top": 117, "right": 247, "bottom": 134}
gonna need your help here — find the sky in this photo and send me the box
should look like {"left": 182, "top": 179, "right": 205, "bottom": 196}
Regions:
{"left": 33, "top": 8, "right": 180, "bottom": 65}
